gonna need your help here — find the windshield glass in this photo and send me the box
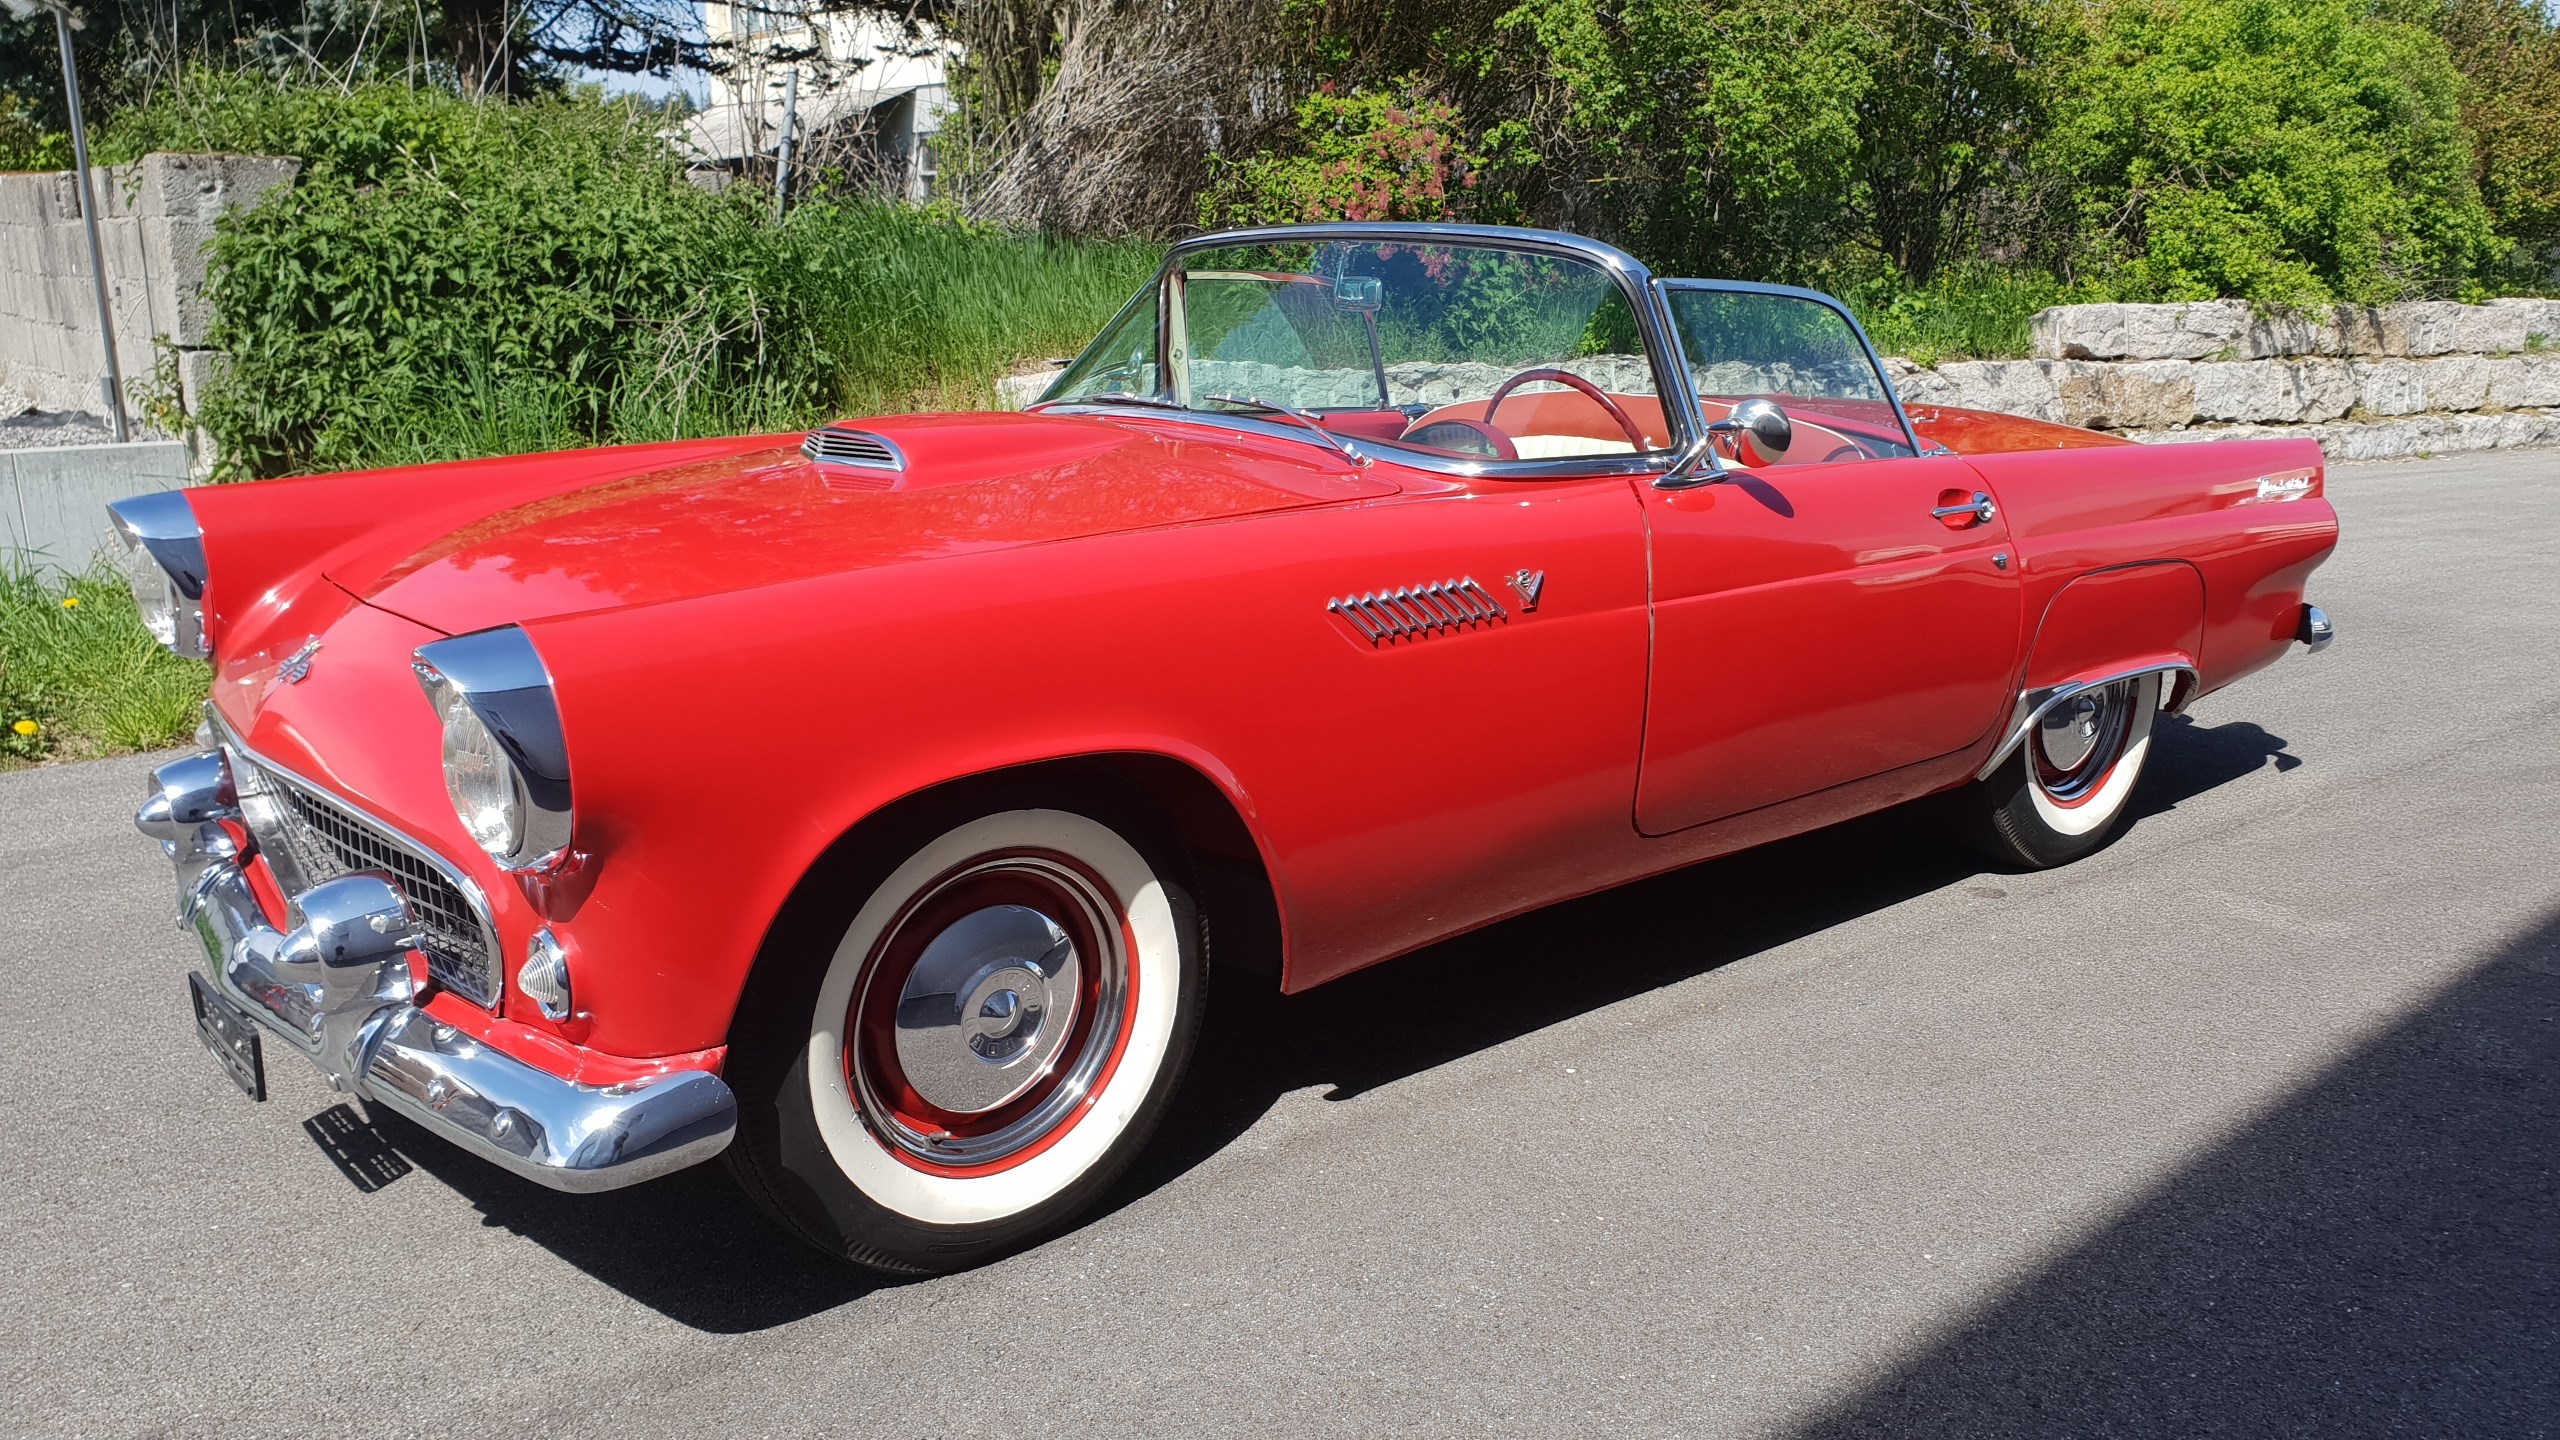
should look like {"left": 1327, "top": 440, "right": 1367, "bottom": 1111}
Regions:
{"left": 1046, "top": 238, "right": 1671, "bottom": 463}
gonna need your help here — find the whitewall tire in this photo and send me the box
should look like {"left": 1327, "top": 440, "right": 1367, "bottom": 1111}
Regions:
{"left": 728, "top": 788, "right": 1205, "bottom": 1273}
{"left": 1957, "top": 672, "right": 2162, "bottom": 869}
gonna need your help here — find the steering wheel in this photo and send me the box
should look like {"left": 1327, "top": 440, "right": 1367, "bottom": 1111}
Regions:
{"left": 1482, "top": 368, "right": 1651, "bottom": 449}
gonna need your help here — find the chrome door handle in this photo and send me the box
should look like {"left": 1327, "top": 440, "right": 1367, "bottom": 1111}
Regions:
{"left": 1931, "top": 492, "right": 1997, "bottom": 524}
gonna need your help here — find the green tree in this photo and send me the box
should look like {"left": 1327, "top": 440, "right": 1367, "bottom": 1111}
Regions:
{"left": 1852, "top": 0, "right": 2085, "bottom": 286}
{"left": 2039, "top": 0, "right": 2498, "bottom": 303}
{"left": 1495, "top": 0, "right": 1873, "bottom": 280}
{"left": 2384, "top": 0, "right": 2560, "bottom": 264}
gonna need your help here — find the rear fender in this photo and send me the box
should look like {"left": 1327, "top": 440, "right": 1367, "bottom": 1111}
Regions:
{"left": 1978, "top": 561, "right": 2205, "bottom": 781}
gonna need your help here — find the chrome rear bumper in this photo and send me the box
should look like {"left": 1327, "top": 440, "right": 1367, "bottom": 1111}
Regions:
{"left": 140, "top": 749, "right": 734, "bottom": 1193}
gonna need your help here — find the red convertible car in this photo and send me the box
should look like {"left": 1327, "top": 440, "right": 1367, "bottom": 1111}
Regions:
{"left": 116, "top": 224, "right": 2337, "bottom": 1273}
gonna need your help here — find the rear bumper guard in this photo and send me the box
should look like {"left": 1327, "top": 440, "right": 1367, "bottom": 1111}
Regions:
{"left": 140, "top": 750, "right": 735, "bottom": 1194}
{"left": 2298, "top": 603, "right": 2335, "bottom": 653}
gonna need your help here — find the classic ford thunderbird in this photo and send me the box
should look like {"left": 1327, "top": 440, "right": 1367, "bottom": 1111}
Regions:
{"left": 116, "top": 224, "right": 2337, "bottom": 1273}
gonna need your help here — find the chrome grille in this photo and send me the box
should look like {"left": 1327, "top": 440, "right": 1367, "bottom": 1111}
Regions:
{"left": 801, "top": 425, "right": 905, "bottom": 470}
{"left": 227, "top": 750, "right": 502, "bottom": 1008}
{"left": 1327, "top": 577, "right": 1509, "bottom": 646}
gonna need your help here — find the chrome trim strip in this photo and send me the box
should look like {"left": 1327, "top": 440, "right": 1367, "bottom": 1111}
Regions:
{"left": 210, "top": 708, "right": 505, "bottom": 1010}
{"left": 1975, "top": 663, "right": 2199, "bottom": 782}
{"left": 412, "top": 626, "right": 576, "bottom": 873}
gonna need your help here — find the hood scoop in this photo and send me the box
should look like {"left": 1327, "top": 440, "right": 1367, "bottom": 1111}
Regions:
{"left": 803, "top": 424, "right": 906, "bottom": 472}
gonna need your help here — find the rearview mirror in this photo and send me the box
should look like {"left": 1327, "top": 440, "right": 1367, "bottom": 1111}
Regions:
{"left": 1333, "top": 276, "right": 1383, "bottom": 311}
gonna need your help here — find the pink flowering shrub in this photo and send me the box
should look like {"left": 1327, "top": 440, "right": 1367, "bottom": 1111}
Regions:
{"left": 1200, "top": 79, "right": 1485, "bottom": 228}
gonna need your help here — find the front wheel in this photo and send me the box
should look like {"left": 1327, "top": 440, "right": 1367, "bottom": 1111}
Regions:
{"left": 727, "top": 797, "right": 1205, "bottom": 1273}
{"left": 1954, "top": 672, "right": 2162, "bottom": 869}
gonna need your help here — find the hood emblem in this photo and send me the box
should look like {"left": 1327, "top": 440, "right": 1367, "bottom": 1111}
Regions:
{"left": 277, "top": 637, "right": 322, "bottom": 685}
{"left": 1507, "top": 568, "right": 1546, "bottom": 612}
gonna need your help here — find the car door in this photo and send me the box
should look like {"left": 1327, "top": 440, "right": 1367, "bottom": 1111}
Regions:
{"left": 1636, "top": 283, "right": 2023, "bottom": 836}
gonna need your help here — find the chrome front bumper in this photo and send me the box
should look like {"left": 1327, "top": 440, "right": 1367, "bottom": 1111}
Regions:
{"left": 139, "top": 749, "right": 735, "bottom": 1193}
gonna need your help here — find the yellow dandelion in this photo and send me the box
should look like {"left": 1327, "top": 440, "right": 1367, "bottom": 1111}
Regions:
{"left": 10, "top": 720, "right": 38, "bottom": 737}
{"left": 60, "top": 595, "right": 80, "bottom": 609}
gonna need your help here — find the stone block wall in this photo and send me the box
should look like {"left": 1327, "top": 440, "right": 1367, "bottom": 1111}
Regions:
{"left": 1896, "top": 298, "right": 2560, "bottom": 459}
{"left": 0, "top": 153, "right": 298, "bottom": 430}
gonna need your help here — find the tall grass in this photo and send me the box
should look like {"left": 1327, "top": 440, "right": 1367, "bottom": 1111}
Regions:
{"left": 1843, "top": 268, "right": 2080, "bottom": 368}
{"left": 0, "top": 561, "right": 208, "bottom": 767}
{"left": 785, "top": 202, "right": 1163, "bottom": 416}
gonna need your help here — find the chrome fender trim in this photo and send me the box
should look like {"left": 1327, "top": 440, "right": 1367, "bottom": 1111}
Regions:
{"left": 1975, "top": 663, "right": 2199, "bottom": 783}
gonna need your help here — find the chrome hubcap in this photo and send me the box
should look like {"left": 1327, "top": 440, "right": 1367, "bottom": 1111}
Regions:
{"left": 2037, "top": 691, "right": 2108, "bottom": 773}
{"left": 851, "top": 854, "right": 1129, "bottom": 1169}
{"left": 2032, "top": 679, "right": 2133, "bottom": 802}
{"left": 893, "top": 905, "right": 1082, "bottom": 1115}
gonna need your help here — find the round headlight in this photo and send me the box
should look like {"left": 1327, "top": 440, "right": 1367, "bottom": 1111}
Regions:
{"left": 412, "top": 627, "right": 575, "bottom": 873}
{"left": 116, "top": 537, "right": 180, "bottom": 648}
{"left": 434, "top": 687, "right": 525, "bottom": 858}
{"left": 105, "top": 491, "right": 209, "bottom": 659}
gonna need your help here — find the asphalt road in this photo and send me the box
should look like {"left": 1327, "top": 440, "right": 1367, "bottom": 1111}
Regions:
{"left": 4, "top": 452, "right": 2555, "bottom": 1438}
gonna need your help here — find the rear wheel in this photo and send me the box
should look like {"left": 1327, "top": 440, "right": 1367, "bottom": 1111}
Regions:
{"left": 1956, "top": 672, "right": 2161, "bottom": 869}
{"left": 728, "top": 793, "right": 1205, "bottom": 1273}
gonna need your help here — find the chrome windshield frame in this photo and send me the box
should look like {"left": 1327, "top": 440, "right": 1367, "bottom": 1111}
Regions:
{"left": 1042, "top": 222, "right": 1709, "bottom": 481}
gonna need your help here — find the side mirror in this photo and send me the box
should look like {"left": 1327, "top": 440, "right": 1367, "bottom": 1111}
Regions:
{"left": 1718, "top": 397, "right": 1793, "bottom": 467}
{"left": 1651, "top": 398, "right": 1798, "bottom": 491}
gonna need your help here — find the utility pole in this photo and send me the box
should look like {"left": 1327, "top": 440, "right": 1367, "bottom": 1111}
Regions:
{"left": 7, "top": 0, "right": 130, "bottom": 439}
{"left": 773, "top": 66, "right": 798, "bottom": 222}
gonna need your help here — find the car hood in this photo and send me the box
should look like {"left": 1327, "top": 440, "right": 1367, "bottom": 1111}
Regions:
{"left": 332, "top": 412, "right": 1398, "bottom": 636}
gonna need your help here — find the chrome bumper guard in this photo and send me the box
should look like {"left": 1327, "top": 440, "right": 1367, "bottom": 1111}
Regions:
{"left": 2298, "top": 603, "right": 2335, "bottom": 653}
{"left": 140, "top": 750, "right": 735, "bottom": 1193}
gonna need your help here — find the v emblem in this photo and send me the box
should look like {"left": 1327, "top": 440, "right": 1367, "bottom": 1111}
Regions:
{"left": 1507, "top": 568, "right": 1546, "bottom": 612}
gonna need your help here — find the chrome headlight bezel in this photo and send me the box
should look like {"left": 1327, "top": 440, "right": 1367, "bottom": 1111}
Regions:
{"left": 105, "top": 491, "right": 211, "bottom": 659}
{"left": 411, "top": 627, "right": 575, "bottom": 874}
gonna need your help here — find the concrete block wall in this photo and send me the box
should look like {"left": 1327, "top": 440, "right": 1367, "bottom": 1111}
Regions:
{"left": 1895, "top": 298, "right": 2560, "bottom": 460}
{"left": 0, "top": 153, "right": 298, "bottom": 427}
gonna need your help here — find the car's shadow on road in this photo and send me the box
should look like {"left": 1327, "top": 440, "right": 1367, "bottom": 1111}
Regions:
{"left": 344, "top": 713, "right": 2298, "bottom": 1333}
{"left": 1787, "top": 904, "right": 2560, "bottom": 1439}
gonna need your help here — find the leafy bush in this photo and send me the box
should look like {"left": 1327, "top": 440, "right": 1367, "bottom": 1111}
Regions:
{"left": 2038, "top": 0, "right": 2500, "bottom": 303}
{"left": 101, "top": 78, "right": 823, "bottom": 475}
{"left": 0, "top": 561, "right": 208, "bottom": 767}
{"left": 100, "top": 74, "right": 1159, "bottom": 476}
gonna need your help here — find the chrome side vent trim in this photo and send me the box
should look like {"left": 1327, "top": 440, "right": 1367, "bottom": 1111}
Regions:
{"left": 1327, "top": 577, "right": 1509, "bottom": 646}
{"left": 801, "top": 425, "right": 906, "bottom": 471}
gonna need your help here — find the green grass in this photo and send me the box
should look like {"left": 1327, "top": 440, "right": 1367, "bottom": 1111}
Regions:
{"left": 0, "top": 561, "right": 210, "bottom": 768}
{"left": 1843, "top": 268, "right": 2079, "bottom": 366}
